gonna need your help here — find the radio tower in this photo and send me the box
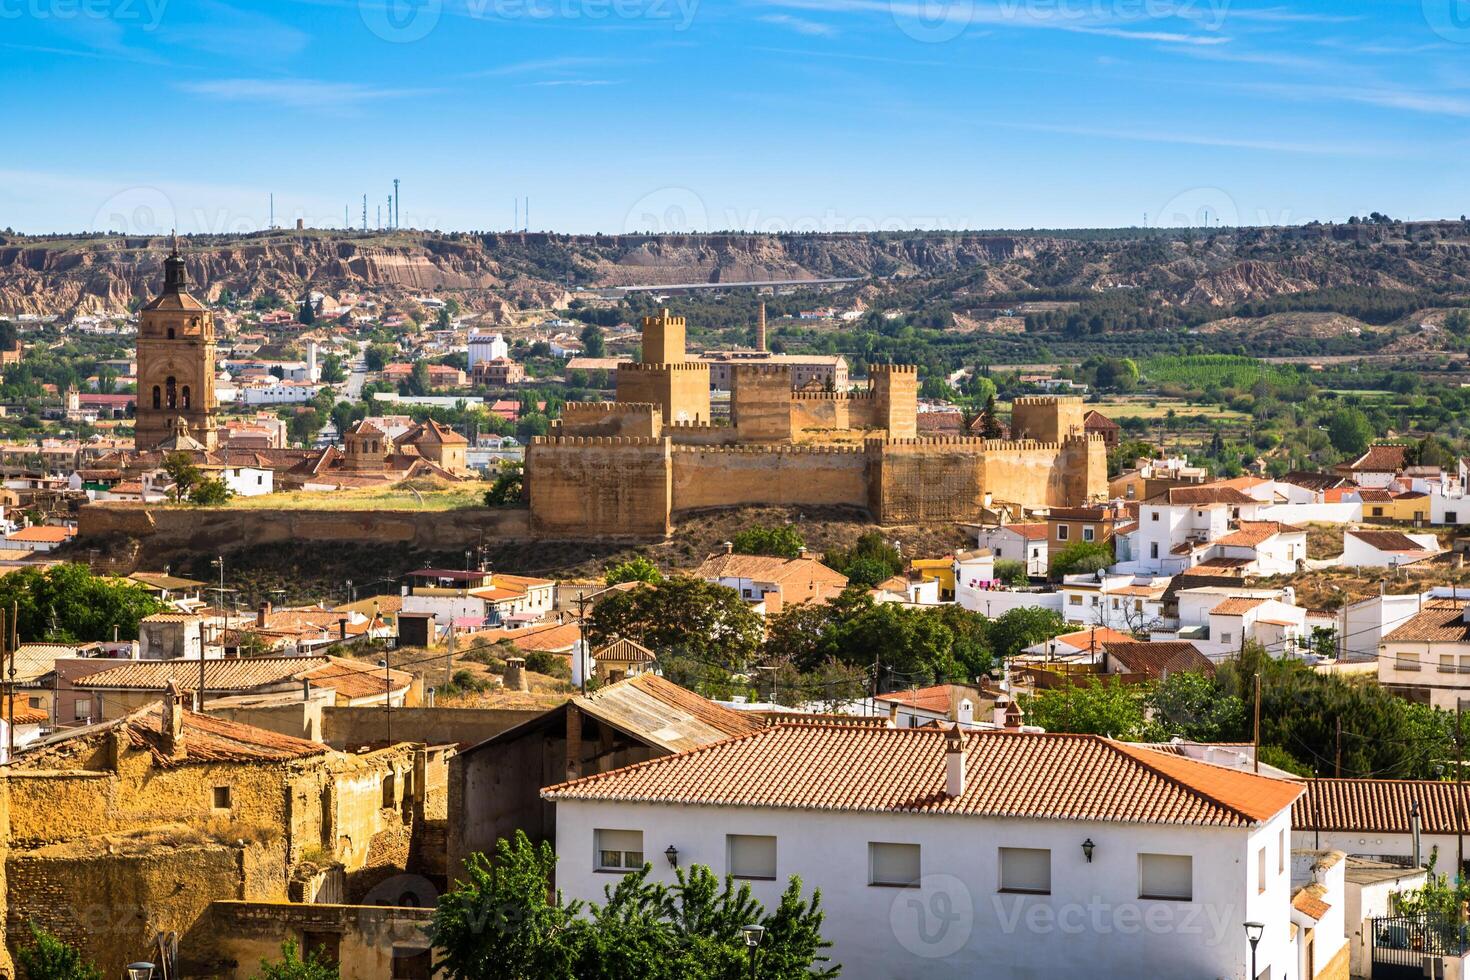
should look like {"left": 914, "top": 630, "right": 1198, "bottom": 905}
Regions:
{"left": 393, "top": 179, "right": 400, "bottom": 229}
{"left": 362, "top": 195, "right": 368, "bottom": 232}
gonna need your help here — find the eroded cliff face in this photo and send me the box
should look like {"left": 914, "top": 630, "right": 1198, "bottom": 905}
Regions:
{"left": 0, "top": 232, "right": 1041, "bottom": 317}
{"left": 4, "top": 222, "right": 1469, "bottom": 317}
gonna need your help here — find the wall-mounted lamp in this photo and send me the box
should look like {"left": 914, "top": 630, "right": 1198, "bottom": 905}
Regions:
{"left": 665, "top": 844, "right": 679, "bottom": 868}
{"left": 1081, "top": 838, "right": 1096, "bottom": 863}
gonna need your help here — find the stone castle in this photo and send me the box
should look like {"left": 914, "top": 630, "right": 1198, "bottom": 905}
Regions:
{"left": 526, "top": 310, "right": 1106, "bottom": 536}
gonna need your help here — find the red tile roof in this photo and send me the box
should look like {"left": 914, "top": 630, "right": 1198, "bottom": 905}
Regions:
{"left": 1216, "top": 521, "right": 1304, "bottom": 548}
{"left": 1348, "top": 529, "right": 1437, "bottom": 554}
{"left": 544, "top": 725, "right": 1302, "bottom": 827}
{"left": 1294, "top": 778, "right": 1470, "bottom": 834}
{"left": 1163, "top": 487, "right": 1259, "bottom": 506}
{"left": 1350, "top": 444, "right": 1408, "bottom": 472}
{"left": 1384, "top": 600, "right": 1470, "bottom": 643}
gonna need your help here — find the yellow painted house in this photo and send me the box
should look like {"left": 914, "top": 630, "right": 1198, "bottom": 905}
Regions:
{"left": 909, "top": 557, "right": 955, "bottom": 601}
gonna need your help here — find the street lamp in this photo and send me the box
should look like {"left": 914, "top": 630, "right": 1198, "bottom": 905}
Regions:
{"left": 379, "top": 659, "right": 392, "bottom": 745}
{"left": 741, "top": 924, "right": 764, "bottom": 980}
{"left": 664, "top": 844, "right": 679, "bottom": 868}
{"left": 1081, "top": 838, "right": 1095, "bottom": 863}
{"left": 1244, "top": 921, "right": 1264, "bottom": 979}
{"left": 125, "top": 964, "right": 155, "bottom": 980}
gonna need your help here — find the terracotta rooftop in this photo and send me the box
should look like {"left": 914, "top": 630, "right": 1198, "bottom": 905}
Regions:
{"left": 1, "top": 701, "right": 48, "bottom": 725}
{"left": 1211, "top": 597, "right": 1270, "bottom": 616}
{"left": 695, "top": 552, "right": 848, "bottom": 592}
{"left": 1348, "top": 529, "right": 1438, "bottom": 554}
{"left": 1102, "top": 641, "right": 1215, "bottom": 679}
{"left": 1047, "top": 627, "right": 1138, "bottom": 653}
{"left": 1161, "top": 486, "right": 1259, "bottom": 506}
{"left": 594, "top": 637, "right": 656, "bottom": 664}
{"left": 1384, "top": 600, "right": 1470, "bottom": 643}
{"left": 544, "top": 725, "right": 1303, "bottom": 827}
{"left": 124, "top": 703, "right": 327, "bottom": 768}
{"left": 1292, "top": 886, "right": 1331, "bottom": 922}
{"left": 1349, "top": 444, "right": 1408, "bottom": 472}
{"left": 72, "top": 655, "right": 405, "bottom": 695}
{"left": 995, "top": 523, "right": 1048, "bottom": 541}
{"left": 5, "top": 526, "right": 75, "bottom": 544}
{"left": 128, "top": 571, "right": 206, "bottom": 591}
{"left": 1215, "top": 521, "right": 1305, "bottom": 548}
{"left": 873, "top": 683, "right": 976, "bottom": 715}
{"left": 1293, "top": 778, "right": 1470, "bottom": 834}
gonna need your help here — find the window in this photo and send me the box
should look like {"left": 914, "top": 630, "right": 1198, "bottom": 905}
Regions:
{"left": 1220, "top": 632, "right": 1232, "bottom": 646}
{"left": 869, "top": 842, "right": 920, "bottom": 887}
{"left": 383, "top": 773, "right": 396, "bottom": 808}
{"left": 1139, "top": 854, "right": 1192, "bottom": 901}
{"left": 1372, "top": 507, "right": 1384, "bottom": 517}
{"left": 392, "top": 948, "right": 432, "bottom": 980}
{"left": 1150, "top": 542, "right": 1159, "bottom": 559}
{"left": 1442, "top": 654, "right": 1458, "bottom": 674}
{"left": 1057, "top": 525, "right": 1069, "bottom": 542}
{"left": 1257, "top": 847, "right": 1267, "bottom": 893}
{"left": 1150, "top": 511, "right": 1159, "bottom": 522}
{"left": 596, "top": 829, "right": 644, "bottom": 872}
{"left": 213, "top": 786, "right": 231, "bottom": 809}
{"left": 1278, "top": 830, "right": 1285, "bottom": 874}
{"left": 73, "top": 698, "right": 91, "bottom": 721}
{"left": 999, "top": 847, "right": 1050, "bottom": 895}
{"left": 1069, "top": 594, "right": 1083, "bottom": 606}
{"left": 1448, "top": 512, "right": 1459, "bottom": 524}
{"left": 1083, "top": 525, "right": 1096, "bottom": 542}
{"left": 151, "top": 385, "right": 161, "bottom": 410}
{"left": 303, "top": 933, "right": 340, "bottom": 967}
{"left": 1398, "top": 650, "right": 1422, "bottom": 672}
{"left": 727, "top": 835, "right": 777, "bottom": 880}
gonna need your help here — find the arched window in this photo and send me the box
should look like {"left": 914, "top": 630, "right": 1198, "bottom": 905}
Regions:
{"left": 152, "top": 386, "right": 161, "bottom": 410}
{"left": 166, "top": 376, "right": 177, "bottom": 409}
{"left": 181, "top": 385, "right": 191, "bottom": 409}
{"left": 167, "top": 327, "right": 175, "bottom": 340}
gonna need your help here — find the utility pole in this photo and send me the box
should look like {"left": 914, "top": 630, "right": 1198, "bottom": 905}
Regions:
{"left": 1252, "top": 673, "right": 1261, "bottom": 773}
{"left": 1334, "top": 716, "right": 1342, "bottom": 778}
{"left": 1, "top": 607, "right": 12, "bottom": 763}
{"left": 1458, "top": 699, "right": 1465, "bottom": 876}
{"left": 382, "top": 658, "right": 393, "bottom": 745}
{"left": 197, "top": 618, "right": 207, "bottom": 712}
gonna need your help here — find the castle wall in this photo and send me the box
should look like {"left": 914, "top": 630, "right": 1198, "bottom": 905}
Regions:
{"left": 671, "top": 445, "right": 867, "bottom": 512}
{"left": 730, "top": 365, "right": 793, "bottom": 443}
{"left": 790, "top": 390, "right": 857, "bottom": 436}
{"left": 867, "top": 437, "right": 986, "bottom": 524}
{"left": 981, "top": 435, "right": 1107, "bottom": 509}
{"left": 559, "top": 401, "right": 661, "bottom": 439}
{"left": 1011, "top": 395, "right": 1085, "bottom": 443}
{"left": 616, "top": 362, "right": 711, "bottom": 424}
{"left": 527, "top": 436, "right": 671, "bottom": 537}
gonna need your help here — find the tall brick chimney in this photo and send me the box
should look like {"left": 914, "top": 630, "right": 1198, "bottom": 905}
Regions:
{"left": 257, "top": 602, "right": 271, "bottom": 628}
{"left": 944, "top": 726, "right": 965, "bottom": 798}
{"left": 161, "top": 679, "right": 187, "bottom": 761}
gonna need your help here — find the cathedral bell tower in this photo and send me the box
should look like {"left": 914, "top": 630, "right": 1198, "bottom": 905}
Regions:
{"left": 134, "top": 235, "right": 218, "bottom": 451}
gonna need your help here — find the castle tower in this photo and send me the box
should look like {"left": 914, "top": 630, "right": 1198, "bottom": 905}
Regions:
{"left": 640, "top": 309, "right": 686, "bottom": 365}
{"left": 869, "top": 365, "right": 918, "bottom": 439}
{"left": 1011, "top": 396, "right": 1085, "bottom": 443}
{"left": 135, "top": 237, "right": 218, "bottom": 451}
{"left": 756, "top": 302, "right": 767, "bottom": 353}
{"left": 616, "top": 307, "right": 710, "bottom": 424}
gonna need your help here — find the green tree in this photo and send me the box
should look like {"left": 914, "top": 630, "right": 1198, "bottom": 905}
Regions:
{"left": 1147, "top": 672, "right": 1247, "bottom": 742}
{"left": 586, "top": 578, "right": 764, "bottom": 668}
{"left": 431, "top": 833, "right": 581, "bottom": 980}
{"left": 0, "top": 564, "right": 163, "bottom": 643}
{"left": 162, "top": 451, "right": 200, "bottom": 501}
{"left": 400, "top": 360, "right": 432, "bottom": 396}
{"left": 992, "top": 559, "right": 1029, "bottom": 587}
{"left": 188, "top": 477, "right": 233, "bottom": 506}
{"left": 483, "top": 463, "right": 524, "bottom": 507}
{"left": 730, "top": 525, "right": 806, "bottom": 559}
{"left": 1325, "top": 406, "right": 1374, "bottom": 457}
{"left": 252, "top": 940, "right": 339, "bottom": 980}
{"left": 319, "top": 354, "right": 347, "bottom": 384}
{"left": 580, "top": 323, "right": 606, "bottom": 358}
{"left": 1048, "top": 539, "right": 1114, "bottom": 578}
{"left": 977, "top": 393, "right": 1003, "bottom": 439}
{"left": 15, "top": 922, "right": 102, "bottom": 980}
{"left": 365, "top": 343, "right": 395, "bottom": 372}
{"left": 823, "top": 532, "right": 902, "bottom": 587}
{"left": 1021, "top": 678, "right": 1152, "bottom": 739}
{"left": 297, "top": 297, "right": 316, "bottom": 325}
{"left": 605, "top": 556, "right": 663, "bottom": 586}
{"left": 985, "top": 606, "right": 1067, "bottom": 662}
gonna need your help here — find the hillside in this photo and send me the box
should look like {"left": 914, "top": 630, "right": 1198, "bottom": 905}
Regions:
{"left": 5, "top": 221, "right": 1470, "bottom": 320}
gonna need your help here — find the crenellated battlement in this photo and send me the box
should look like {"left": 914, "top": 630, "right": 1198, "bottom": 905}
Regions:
{"left": 982, "top": 439, "right": 1065, "bottom": 453}
{"left": 618, "top": 361, "right": 710, "bottom": 373}
{"left": 867, "top": 364, "right": 919, "bottom": 376}
{"left": 673, "top": 443, "right": 866, "bottom": 456}
{"left": 869, "top": 436, "right": 988, "bottom": 448}
{"left": 730, "top": 363, "right": 791, "bottom": 377}
{"left": 562, "top": 400, "right": 658, "bottom": 415}
{"left": 531, "top": 435, "right": 669, "bottom": 449}
{"left": 791, "top": 389, "right": 873, "bottom": 401}
{"left": 1012, "top": 395, "right": 1084, "bottom": 408}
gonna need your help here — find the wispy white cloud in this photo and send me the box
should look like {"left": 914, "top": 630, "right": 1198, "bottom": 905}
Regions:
{"left": 1158, "top": 43, "right": 1330, "bottom": 70}
{"left": 998, "top": 120, "right": 1405, "bottom": 157}
{"left": 521, "top": 79, "right": 621, "bottom": 87}
{"left": 470, "top": 56, "right": 635, "bottom": 77}
{"left": 178, "top": 78, "right": 434, "bottom": 110}
{"left": 760, "top": 12, "right": 838, "bottom": 35}
{"left": 751, "top": 44, "right": 947, "bottom": 66}
{"left": 1215, "top": 6, "right": 1360, "bottom": 24}
{"left": 1243, "top": 81, "right": 1470, "bottom": 118}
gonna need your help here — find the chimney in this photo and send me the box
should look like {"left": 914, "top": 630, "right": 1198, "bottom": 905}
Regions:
{"left": 504, "top": 657, "right": 529, "bottom": 693}
{"left": 944, "top": 726, "right": 966, "bottom": 798}
{"left": 257, "top": 602, "right": 271, "bottom": 628}
{"left": 1004, "top": 700, "right": 1024, "bottom": 731}
{"left": 756, "top": 302, "right": 767, "bottom": 353}
{"left": 302, "top": 678, "right": 312, "bottom": 701}
{"left": 887, "top": 700, "right": 899, "bottom": 727}
{"left": 993, "top": 694, "right": 1012, "bottom": 728}
{"left": 723, "top": 541, "right": 734, "bottom": 555}
{"left": 797, "top": 545, "right": 809, "bottom": 559}
{"left": 338, "top": 618, "right": 349, "bottom": 641}
{"left": 161, "top": 679, "right": 187, "bottom": 761}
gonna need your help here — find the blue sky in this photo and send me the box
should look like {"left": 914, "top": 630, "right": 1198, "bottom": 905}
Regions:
{"left": 3, "top": 0, "right": 1467, "bottom": 234}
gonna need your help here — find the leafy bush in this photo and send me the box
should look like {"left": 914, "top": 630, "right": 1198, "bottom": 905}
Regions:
{"left": 522, "top": 650, "right": 570, "bottom": 680}
{"left": 252, "top": 939, "right": 339, "bottom": 980}
{"left": 993, "top": 559, "right": 1029, "bottom": 586}
{"left": 604, "top": 556, "right": 662, "bottom": 586}
{"left": 16, "top": 922, "right": 102, "bottom": 980}
{"left": 1048, "top": 540, "right": 1114, "bottom": 579}
{"left": 731, "top": 524, "right": 806, "bottom": 559}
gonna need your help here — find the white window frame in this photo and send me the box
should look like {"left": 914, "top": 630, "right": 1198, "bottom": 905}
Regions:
{"left": 1057, "top": 525, "right": 1070, "bottom": 542}
{"left": 727, "top": 834, "right": 778, "bottom": 881}
{"left": 869, "top": 841, "right": 921, "bottom": 888}
{"left": 998, "top": 847, "right": 1051, "bottom": 895}
{"left": 1138, "top": 853, "right": 1193, "bottom": 902}
{"left": 595, "top": 829, "right": 644, "bottom": 874}
{"left": 1083, "top": 525, "right": 1096, "bottom": 542}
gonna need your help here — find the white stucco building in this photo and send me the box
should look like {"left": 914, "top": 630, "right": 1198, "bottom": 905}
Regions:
{"left": 544, "top": 724, "right": 1305, "bottom": 980}
{"left": 468, "top": 330, "right": 510, "bottom": 370}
